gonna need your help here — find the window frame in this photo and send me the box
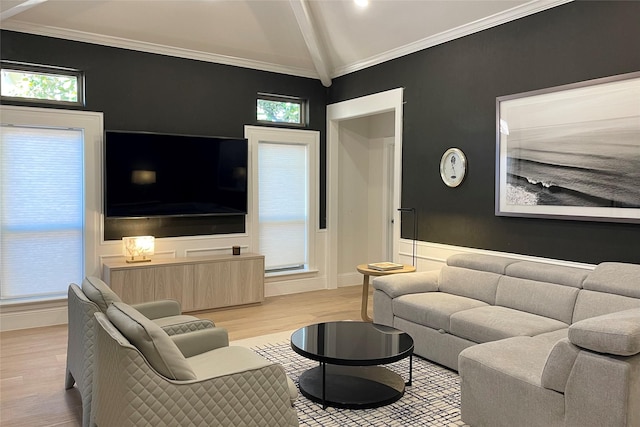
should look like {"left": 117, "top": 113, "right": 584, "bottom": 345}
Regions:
{"left": 245, "top": 125, "right": 318, "bottom": 276}
{"left": 0, "top": 105, "right": 103, "bottom": 304}
{"left": 1, "top": 61, "right": 85, "bottom": 107}
{"left": 256, "top": 93, "right": 308, "bottom": 127}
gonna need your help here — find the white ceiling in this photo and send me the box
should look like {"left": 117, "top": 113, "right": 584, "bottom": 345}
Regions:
{"left": 0, "top": 0, "right": 571, "bottom": 87}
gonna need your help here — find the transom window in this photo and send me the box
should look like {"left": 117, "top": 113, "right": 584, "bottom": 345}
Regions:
{"left": 257, "top": 93, "right": 307, "bottom": 126}
{"left": 1, "top": 61, "right": 84, "bottom": 106}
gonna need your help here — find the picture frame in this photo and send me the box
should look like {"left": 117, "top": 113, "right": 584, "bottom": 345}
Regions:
{"left": 495, "top": 72, "right": 640, "bottom": 224}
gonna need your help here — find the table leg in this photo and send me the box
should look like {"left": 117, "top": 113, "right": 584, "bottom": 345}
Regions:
{"left": 361, "top": 274, "right": 372, "bottom": 322}
{"left": 321, "top": 361, "right": 327, "bottom": 410}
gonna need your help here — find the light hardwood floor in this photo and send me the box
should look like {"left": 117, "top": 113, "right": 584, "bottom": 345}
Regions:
{"left": 0, "top": 285, "right": 366, "bottom": 426}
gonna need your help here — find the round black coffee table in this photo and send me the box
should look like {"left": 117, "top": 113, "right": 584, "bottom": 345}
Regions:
{"left": 290, "top": 321, "right": 414, "bottom": 409}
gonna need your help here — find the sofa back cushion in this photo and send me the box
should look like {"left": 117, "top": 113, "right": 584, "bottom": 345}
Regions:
{"left": 439, "top": 266, "right": 500, "bottom": 305}
{"left": 446, "top": 253, "right": 518, "bottom": 274}
{"left": 82, "top": 276, "right": 122, "bottom": 313}
{"left": 582, "top": 262, "right": 640, "bottom": 299}
{"left": 573, "top": 290, "right": 640, "bottom": 323}
{"left": 106, "top": 302, "right": 196, "bottom": 380}
{"left": 505, "top": 261, "right": 588, "bottom": 289}
{"left": 568, "top": 308, "right": 640, "bottom": 356}
{"left": 496, "top": 276, "right": 579, "bottom": 324}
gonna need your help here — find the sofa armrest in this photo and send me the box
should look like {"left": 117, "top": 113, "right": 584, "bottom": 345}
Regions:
{"left": 132, "top": 299, "right": 182, "bottom": 319}
{"left": 171, "top": 328, "right": 230, "bottom": 357}
{"left": 541, "top": 338, "right": 581, "bottom": 393}
{"left": 372, "top": 270, "right": 439, "bottom": 298}
{"left": 564, "top": 350, "right": 640, "bottom": 427}
{"left": 568, "top": 308, "right": 640, "bottom": 356}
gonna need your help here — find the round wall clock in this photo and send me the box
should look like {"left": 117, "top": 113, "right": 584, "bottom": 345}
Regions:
{"left": 440, "top": 148, "right": 467, "bottom": 187}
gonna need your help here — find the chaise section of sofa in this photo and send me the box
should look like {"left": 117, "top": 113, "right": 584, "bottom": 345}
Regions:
{"left": 459, "top": 307, "right": 640, "bottom": 427}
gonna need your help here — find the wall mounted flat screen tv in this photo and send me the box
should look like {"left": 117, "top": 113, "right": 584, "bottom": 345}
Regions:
{"left": 105, "top": 131, "right": 248, "bottom": 218}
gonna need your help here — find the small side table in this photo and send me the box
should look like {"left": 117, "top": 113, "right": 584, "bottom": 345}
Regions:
{"left": 356, "top": 264, "right": 417, "bottom": 322}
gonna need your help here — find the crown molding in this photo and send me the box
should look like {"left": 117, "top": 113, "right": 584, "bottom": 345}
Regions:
{"left": 332, "top": 0, "right": 573, "bottom": 78}
{"left": 1, "top": 0, "right": 572, "bottom": 83}
{"left": 0, "top": 20, "right": 320, "bottom": 80}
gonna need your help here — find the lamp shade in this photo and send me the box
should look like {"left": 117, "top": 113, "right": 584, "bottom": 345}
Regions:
{"left": 122, "top": 236, "right": 155, "bottom": 263}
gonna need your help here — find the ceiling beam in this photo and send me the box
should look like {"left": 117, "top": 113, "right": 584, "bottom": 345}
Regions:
{"left": 1, "top": 0, "right": 49, "bottom": 21}
{"left": 289, "top": 0, "right": 332, "bottom": 87}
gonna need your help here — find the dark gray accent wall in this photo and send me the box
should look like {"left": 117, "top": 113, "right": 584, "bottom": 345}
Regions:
{"left": 328, "top": 1, "right": 640, "bottom": 264}
{"left": 1, "top": 30, "right": 328, "bottom": 238}
{"left": 2, "top": 1, "right": 639, "bottom": 263}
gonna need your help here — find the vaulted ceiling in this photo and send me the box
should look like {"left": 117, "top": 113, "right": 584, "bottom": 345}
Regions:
{"left": 1, "top": 0, "right": 571, "bottom": 86}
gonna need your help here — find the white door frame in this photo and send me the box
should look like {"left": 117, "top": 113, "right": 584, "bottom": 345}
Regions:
{"left": 326, "top": 88, "right": 404, "bottom": 289}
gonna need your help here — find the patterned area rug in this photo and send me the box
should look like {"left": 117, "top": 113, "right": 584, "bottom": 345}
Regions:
{"left": 251, "top": 341, "right": 466, "bottom": 427}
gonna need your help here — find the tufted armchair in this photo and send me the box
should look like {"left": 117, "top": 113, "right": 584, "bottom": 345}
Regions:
{"left": 91, "top": 302, "right": 299, "bottom": 427}
{"left": 65, "top": 277, "right": 220, "bottom": 427}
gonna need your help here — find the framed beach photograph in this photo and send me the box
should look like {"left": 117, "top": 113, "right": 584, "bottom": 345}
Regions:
{"left": 495, "top": 72, "right": 640, "bottom": 223}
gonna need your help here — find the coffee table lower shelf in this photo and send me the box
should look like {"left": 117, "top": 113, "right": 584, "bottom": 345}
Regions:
{"left": 298, "top": 364, "right": 406, "bottom": 409}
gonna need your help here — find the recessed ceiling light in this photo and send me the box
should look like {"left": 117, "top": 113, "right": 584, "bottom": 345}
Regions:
{"left": 354, "top": 0, "right": 369, "bottom": 8}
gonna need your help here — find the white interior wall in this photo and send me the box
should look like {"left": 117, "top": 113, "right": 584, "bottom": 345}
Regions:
{"left": 367, "top": 137, "right": 385, "bottom": 263}
{"left": 337, "top": 121, "right": 370, "bottom": 276}
{"left": 337, "top": 112, "right": 395, "bottom": 283}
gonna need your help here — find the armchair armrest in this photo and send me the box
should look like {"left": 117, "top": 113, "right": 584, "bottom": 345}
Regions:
{"left": 132, "top": 299, "right": 182, "bottom": 319}
{"left": 373, "top": 270, "right": 440, "bottom": 298}
{"left": 171, "top": 327, "right": 230, "bottom": 358}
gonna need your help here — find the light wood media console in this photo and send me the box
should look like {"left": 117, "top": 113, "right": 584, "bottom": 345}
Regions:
{"left": 102, "top": 253, "right": 265, "bottom": 312}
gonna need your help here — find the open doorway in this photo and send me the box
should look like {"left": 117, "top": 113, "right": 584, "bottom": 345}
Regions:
{"left": 326, "top": 88, "right": 404, "bottom": 288}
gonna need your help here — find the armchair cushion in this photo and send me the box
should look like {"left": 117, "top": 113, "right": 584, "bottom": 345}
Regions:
{"left": 568, "top": 308, "right": 640, "bottom": 356}
{"left": 171, "top": 328, "right": 230, "bottom": 358}
{"left": 187, "top": 345, "right": 298, "bottom": 405}
{"left": 82, "top": 276, "right": 121, "bottom": 312}
{"left": 106, "top": 302, "right": 196, "bottom": 380}
{"left": 132, "top": 299, "right": 182, "bottom": 319}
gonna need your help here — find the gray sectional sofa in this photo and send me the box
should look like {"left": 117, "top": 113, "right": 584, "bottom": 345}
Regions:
{"left": 372, "top": 253, "right": 640, "bottom": 427}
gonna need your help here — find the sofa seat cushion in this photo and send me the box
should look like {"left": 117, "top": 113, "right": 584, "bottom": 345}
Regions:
{"left": 188, "top": 346, "right": 298, "bottom": 404}
{"left": 533, "top": 328, "right": 569, "bottom": 346}
{"left": 568, "top": 308, "right": 640, "bottom": 356}
{"left": 459, "top": 336, "right": 554, "bottom": 386}
{"left": 451, "top": 306, "right": 568, "bottom": 344}
{"left": 393, "top": 292, "right": 488, "bottom": 332}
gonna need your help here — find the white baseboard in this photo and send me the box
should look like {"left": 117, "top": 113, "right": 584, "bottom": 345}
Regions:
{"left": 265, "top": 275, "right": 327, "bottom": 297}
{"left": 337, "top": 272, "right": 362, "bottom": 288}
{"left": 0, "top": 300, "right": 68, "bottom": 332}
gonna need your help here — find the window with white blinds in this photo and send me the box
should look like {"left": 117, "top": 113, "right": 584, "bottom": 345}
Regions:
{"left": 246, "top": 125, "right": 318, "bottom": 275}
{"left": 258, "top": 142, "right": 308, "bottom": 271}
{"left": 0, "top": 125, "right": 84, "bottom": 301}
